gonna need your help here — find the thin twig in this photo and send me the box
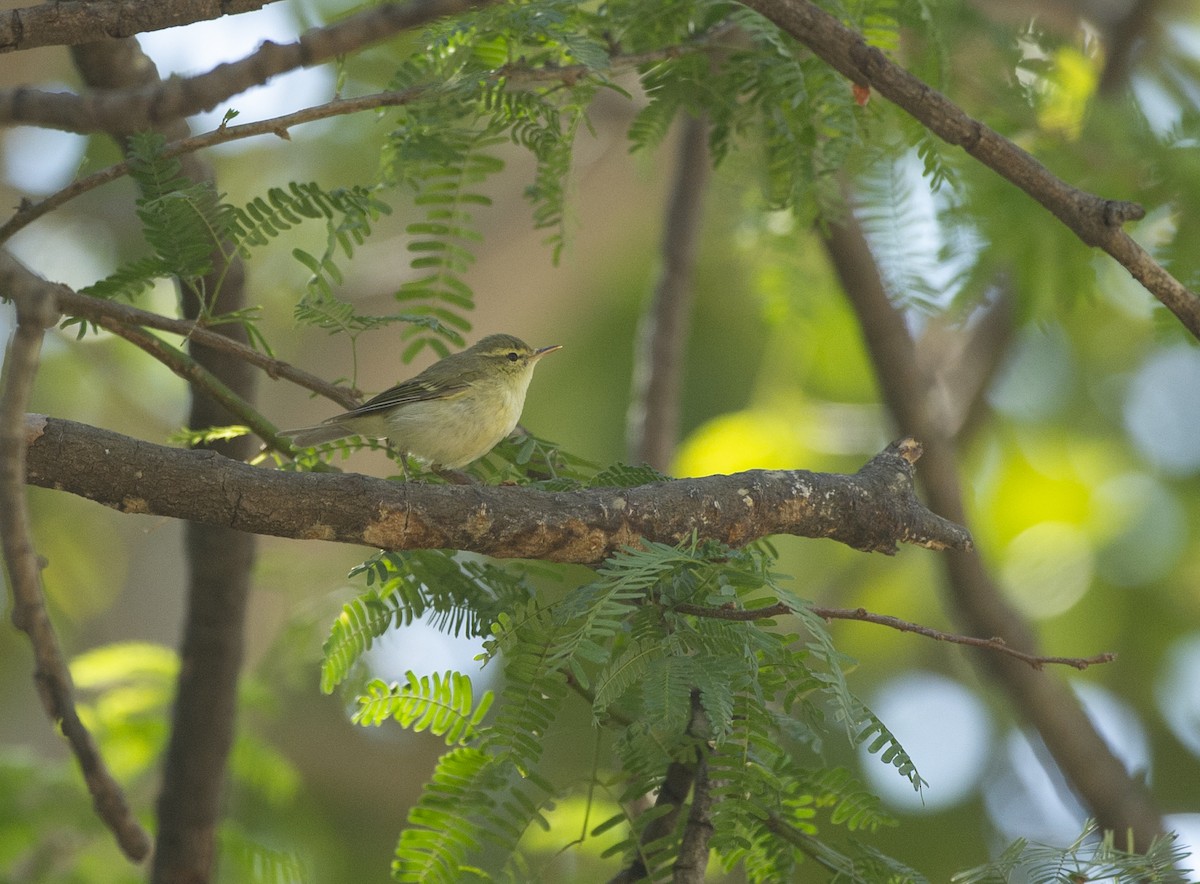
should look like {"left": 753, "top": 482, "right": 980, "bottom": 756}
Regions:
{"left": 54, "top": 288, "right": 359, "bottom": 409}
{"left": 671, "top": 602, "right": 1115, "bottom": 671}
{"left": 95, "top": 317, "right": 290, "bottom": 452}
{"left": 0, "top": 86, "right": 425, "bottom": 244}
{"left": 0, "top": 42, "right": 693, "bottom": 245}
{"left": 0, "top": 257, "right": 151, "bottom": 861}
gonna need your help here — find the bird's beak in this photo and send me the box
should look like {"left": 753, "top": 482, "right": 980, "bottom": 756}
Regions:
{"left": 533, "top": 344, "right": 563, "bottom": 360}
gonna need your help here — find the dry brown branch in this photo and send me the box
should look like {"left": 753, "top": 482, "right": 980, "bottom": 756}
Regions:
{"left": 672, "top": 601, "right": 1115, "bottom": 671}
{"left": 0, "top": 0, "right": 278, "bottom": 53}
{"left": 66, "top": 27, "right": 264, "bottom": 879}
{"left": 741, "top": 0, "right": 1200, "bottom": 340}
{"left": 95, "top": 315, "right": 290, "bottom": 450}
{"left": 24, "top": 420, "right": 971, "bottom": 563}
{"left": 0, "top": 257, "right": 151, "bottom": 862}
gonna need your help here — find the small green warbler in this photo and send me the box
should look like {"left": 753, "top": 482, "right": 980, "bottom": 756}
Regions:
{"left": 282, "top": 333, "right": 561, "bottom": 469}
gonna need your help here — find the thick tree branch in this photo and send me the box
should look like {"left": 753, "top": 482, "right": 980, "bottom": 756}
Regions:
{"left": 0, "top": 0, "right": 278, "bottom": 53}
{"left": 24, "top": 418, "right": 971, "bottom": 563}
{"left": 0, "top": 0, "right": 496, "bottom": 134}
{"left": 0, "top": 263, "right": 150, "bottom": 861}
{"left": 821, "top": 195, "right": 1166, "bottom": 849}
{"left": 741, "top": 0, "right": 1200, "bottom": 340}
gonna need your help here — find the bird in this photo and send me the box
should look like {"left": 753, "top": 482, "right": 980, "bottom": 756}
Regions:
{"left": 281, "top": 333, "right": 561, "bottom": 470}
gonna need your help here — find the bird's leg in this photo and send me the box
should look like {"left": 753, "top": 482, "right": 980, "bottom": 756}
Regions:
{"left": 383, "top": 438, "right": 412, "bottom": 480}
{"left": 432, "top": 465, "right": 477, "bottom": 485}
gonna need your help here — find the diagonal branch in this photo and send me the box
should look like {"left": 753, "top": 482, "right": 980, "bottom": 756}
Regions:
{"left": 740, "top": 0, "right": 1200, "bottom": 340}
{"left": 94, "top": 315, "right": 291, "bottom": 450}
{"left": 0, "top": 0, "right": 498, "bottom": 134}
{"left": 0, "top": 262, "right": 150, "bottom": 861}
{"left": 0, "top": 0, "right": 279, "bottom": 53}
{"left": 609, "top": 691, "right": 710, "bottom": 884}
{"left": 24, "top": 418, "right": 971, "bottom": 564}
{"left": 53, "top": 287, "right": 360, "bottom": 409}
{"left": 820, "top": 191, "right": 1166, "bottom": 849}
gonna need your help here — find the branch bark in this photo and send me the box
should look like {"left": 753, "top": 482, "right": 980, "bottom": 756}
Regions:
{"left": 0, "top": 0, "right": 278, "bottom": 53}
{"left": 0, "top": 0, "right": 497, "bottom": 134}
{"left": 741, "top": 0, "right": 1200, "bottom": 340}
{"left": 24, "top": 418, "right": 971, "bottom": 563}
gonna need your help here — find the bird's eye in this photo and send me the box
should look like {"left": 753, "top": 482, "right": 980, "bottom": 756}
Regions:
{"left": 506, "top": 351, "right": 519, "bottom": 362}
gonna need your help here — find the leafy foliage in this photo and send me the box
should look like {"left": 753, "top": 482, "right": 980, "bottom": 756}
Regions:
{"left": 321, "top": 550, "right": 534, "bottom": 694}
{"left": 78, "top": 133, "right": 400, "bottom": 340}
{"left": 324, "top": 537, "right": 927, "bottom": 881}
{"left": 951, "top": 821, "right": 1192, "bottom": 884}
{"left": 353, "top": 672, "right": 493, "bottom": 745}
{"left": 79, "top": 131, "right": 223, "bottom": 304}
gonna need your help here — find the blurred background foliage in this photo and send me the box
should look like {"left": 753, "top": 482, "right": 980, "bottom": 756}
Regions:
{"left": 3, "top": 0, "right": 1200, "bottom": 880}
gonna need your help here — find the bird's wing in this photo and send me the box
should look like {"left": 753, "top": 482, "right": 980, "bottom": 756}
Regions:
{"left": 341, "top": 377, "right": 471, "bottom": 417}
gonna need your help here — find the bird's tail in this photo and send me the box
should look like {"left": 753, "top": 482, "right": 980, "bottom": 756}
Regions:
{"left": 279, "top": 422, "right": 354, "bottom": 447}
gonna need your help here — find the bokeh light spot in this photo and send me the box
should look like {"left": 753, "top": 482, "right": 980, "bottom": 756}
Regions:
{"left": 1123, "top": 346, "right": 1200, "bottom": 475}
{"left": 988, "top": 323, "right": 1074, "bottom": 421}
{"left": 984, "top": 683, "right": 1150, "bottom": 844}
{"left": 1000, "top": 522, "right": 1093, "bottom": 618}
{"left": 1092, "top": 473, "right": 1186, "bottom": 586}
{"left": 1155, "top": 634, "right": 1200, "bottom": 759}
{"left": 859, "top": 671, "right": 992, "bottom": 812}
{"left": 674, "top": 409, "right": 806, "bottom": 477}
{"left": 3, "top": 125, "right": 87, "bottom": 194}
